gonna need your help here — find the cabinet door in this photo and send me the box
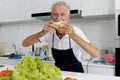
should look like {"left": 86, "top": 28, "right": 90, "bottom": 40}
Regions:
{"left": 19, "top": 0, "right": 56, "bottom": 21}
{"left": 30, "top": 0, "right": 56, "bottom": 13}
{"left": 0, "top": 0, "right": 6, "bottom": 22}
{"left": 5, "top": 0, "right": 23, "bottom": 21}
{"left": 115, "top": 0, "right": 120, "bottom": 10}
{"left": 1, "top": 0, "right": 25, "bottom": 22}
{"left": 82, "top": 65, "right": 87, "bottom": 73}
{"left": 82, "top": 0, "right": 115, "bottom": 16}
{"left": 2, "top": 0, "right": 56, "bottom": 22}
{"left": 88, "top": 66, "right": 114, "bottom": 76}
{"left": 58, "top": 0, "right": 82, "bottom": 10}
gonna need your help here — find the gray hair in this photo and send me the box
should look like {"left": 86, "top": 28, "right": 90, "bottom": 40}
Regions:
{"left": 51, "top": 1, "right": 70, "bottom": 14}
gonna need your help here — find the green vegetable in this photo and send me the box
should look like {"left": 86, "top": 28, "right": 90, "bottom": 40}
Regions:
{"left": 0, "top": 56, "right": 62, "bottom": 80}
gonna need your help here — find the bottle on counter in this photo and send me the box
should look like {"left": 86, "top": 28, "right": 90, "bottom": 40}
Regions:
{"left": 42, "top": 43, "right": 49, "bottom": 60}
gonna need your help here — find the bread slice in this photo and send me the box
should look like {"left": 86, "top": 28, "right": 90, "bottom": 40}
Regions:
{"left": 52, "top": 22, "right": 64, "bottom": 28}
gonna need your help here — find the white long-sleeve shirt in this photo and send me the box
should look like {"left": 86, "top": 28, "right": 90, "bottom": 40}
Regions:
{"left": 40, "top": 25, "right": 90, "bottom": 61}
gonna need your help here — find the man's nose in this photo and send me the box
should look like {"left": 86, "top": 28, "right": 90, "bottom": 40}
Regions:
{"left": 56, "top": 14, "right": 62, "bottom": 20}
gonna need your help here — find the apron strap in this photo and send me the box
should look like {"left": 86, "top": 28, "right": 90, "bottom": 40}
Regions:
{"left": 69, "top": 36, "right": 71, "bottom": 48}
{"left": 52, "top": 33, "right": 71, "bottom": 48}
{"left": 38, "top": 39, "right": 41, "bottom": 43}
{"left": 52, "top": 33, "right": 54, "bottom": 48}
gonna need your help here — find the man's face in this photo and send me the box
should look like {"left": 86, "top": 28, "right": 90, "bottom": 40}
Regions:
{"left": 51, "top": 5, "right": 70, "bottom": 22}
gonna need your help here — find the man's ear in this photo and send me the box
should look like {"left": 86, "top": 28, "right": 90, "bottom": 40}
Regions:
{"left": 68, "top": 14, "right": 70, "bottom": 19}
{"left": 51, "top": 15, "right": 53, "bottom": 19}
{"left": 68, "top": 14, "right": 70, "bottom": 20}
{"left": 51, "top": 15, "right": 52, "bottom": 19}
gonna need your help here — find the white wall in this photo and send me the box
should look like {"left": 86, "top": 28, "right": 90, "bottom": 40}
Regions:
{"left": 0, "top": 17, "right": 115, "bottom": 56}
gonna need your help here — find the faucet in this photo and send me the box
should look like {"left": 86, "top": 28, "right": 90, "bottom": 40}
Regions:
{"left": 12, "top": 43, "right": 17, "bottom": 55}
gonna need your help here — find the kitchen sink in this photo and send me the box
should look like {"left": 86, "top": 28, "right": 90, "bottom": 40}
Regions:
{"left": 91, "top": 60, "right": 105, "bottom": 65}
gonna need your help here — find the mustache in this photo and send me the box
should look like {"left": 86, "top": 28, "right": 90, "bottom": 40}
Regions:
{"left": 52, "top": 20, "right": 67, "bottom": 23}
{"left": 54, "top": 20, "right": 63, "bottom": 22}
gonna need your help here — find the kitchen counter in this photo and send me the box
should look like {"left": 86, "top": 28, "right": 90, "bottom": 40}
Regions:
{"left": 42, "top": 60, "right": 114, "bottom": 68}
{"left": 0, "top": 56, "right": 114, "bottom": 76}
{"left": 0, "top": 57, "right": 20, "bottom": 66}
{"left": 0, "top": 65, "right": 119, "bottom": 80}
{"left": 62, "top": 71, "right": 120, "bottom": 80}
{"left": 82, "top": 60, "right": 114, "bottom": 68}
{"left": 0, "top": 57, "right": 114, "bottom": 68}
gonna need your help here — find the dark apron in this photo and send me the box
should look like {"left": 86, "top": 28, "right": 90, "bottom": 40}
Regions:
{"left": 52, "top": 33, "right": 84, "bottom": 73}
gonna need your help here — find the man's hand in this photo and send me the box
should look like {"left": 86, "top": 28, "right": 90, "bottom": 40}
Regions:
{"left": 63, "top": 23, "right": 75, "bottom": 37}
{"left": 43, "top": 21, "right": 56, "bottom": 33}
{"left": 43, "top": 21, "right": 76, "bottom": 38}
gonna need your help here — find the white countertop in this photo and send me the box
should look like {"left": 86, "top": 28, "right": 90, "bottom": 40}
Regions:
{"left": 0, "top": 65, "right": 119, "bottom": 80}
{"left": 42, "top": 60, "right": 115, "bottom": 68}
{"left": 62, "top": 71, "right": 120, "bottom": 80}
{"left": 0, "top": 65, "right": 14, "bottom": 71}
{"left": 0, "top": 57, "right": 115, "bottom": 68}
{"left": 81, "top": 60, "right": 114, "bottom": 68}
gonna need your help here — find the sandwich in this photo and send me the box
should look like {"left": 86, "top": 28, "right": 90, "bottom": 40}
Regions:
{"left": 52, "top": 22, "right": 64, "bottom": 29}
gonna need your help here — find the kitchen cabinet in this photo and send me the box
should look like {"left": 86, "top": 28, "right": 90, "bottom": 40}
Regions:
{"left": 0, "top": 0, "right": 82, "bottom": 22}
{"left": 4, "top": 0, "right": 25, "bottom": 22}
{"left": 0, "top": 57, "right": 20, "bottom": 66}
{"left": 58, "top": 0, "right": 82, "bottom": 10}
{"left": 88, "top": 65, "right": 115, "bottom": 76}
{"left": 82, "top": 65, "right": 88, "bottom": 73}
{"left": 29, "top": 0, "right": 56, "bottom": 13}
{"left": 0, "top": 0, "right": 115, "bottom": 22}
{"left": 0, "top": 0, "right": 56, "bottom": 22}
{"left": 115, "top": 0, "right": 120, "bottom": 10}
{"left": 0, "top": 0, "right": 29, "bottom": 22}
{"left": 0, "top": 57, "right": 115, "bottom": 76}
{"left": 43, "top": 60, "right": 115, "bottom": 76}
{"left": 62, "top": 71, "right": 120, "bottom": 80}
{"left": 0, "top": 0, "right": 6, "bottom": 22}
{"left": 82, "top": 0, "right": 115, "bottom": 16}
{"left": 82, "top": 61, "right": 115, "bottom": 76}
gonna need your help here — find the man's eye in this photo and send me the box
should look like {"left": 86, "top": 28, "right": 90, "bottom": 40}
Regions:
{"left": 53, "top": 13, "right": 58, "bottom": 16}
{"left": 61, "top": 14, "right": 65, "bottom": 16}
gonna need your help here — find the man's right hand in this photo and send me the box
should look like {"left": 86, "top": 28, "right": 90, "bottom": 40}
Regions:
{"left": 43, "top": 21, "right": 56, "bottom": 33}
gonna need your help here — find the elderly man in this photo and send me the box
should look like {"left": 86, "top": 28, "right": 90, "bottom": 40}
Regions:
{"left": 22, "top": 1, "right": 99, "bottom": 73}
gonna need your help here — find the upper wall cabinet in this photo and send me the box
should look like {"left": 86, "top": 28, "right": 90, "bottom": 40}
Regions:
{"left": 58, "top": 0, "right": 82, "bottom": 10}
{"left": 115, "top": 0, "right": 120, "bottom": 10}
{"left": 82, "top": 0, "right": 115, "bottom": 16}
{"left": 0, "top": 0, "right": 6, "bottom": 22}
{"left": 4, "top": 0, "right": 24, "bottom": 22}
{"left": 29, "top": 0, "right": 56, "bottom": 13}
{"left": 0, "top": 0, "right": 115, "bottom": 22}
{"left": 0, "top": 0, "right": 56, "bottom": 22}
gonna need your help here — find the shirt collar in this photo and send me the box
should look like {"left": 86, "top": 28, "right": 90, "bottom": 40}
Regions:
{"left": 54, "top": 31, "right": 69, "bottom": 38}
